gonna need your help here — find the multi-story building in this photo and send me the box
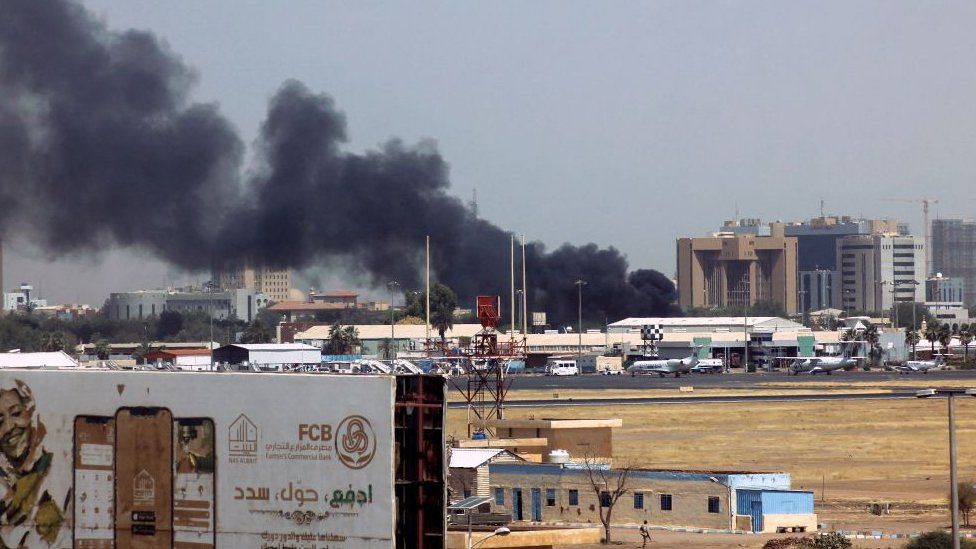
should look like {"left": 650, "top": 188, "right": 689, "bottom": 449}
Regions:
{"left": 214, "top": 265, "right": 294, "bottom": 302}
{"left": 676, "top": 227, "right": 798, "bottom": 314}
{"left": 835, "top": 234, "right": 925, "bottom": 313}
{"left": 721, "top": 217, "right": 902, "bottom": 311}
{"left": 927, "top": 273, "right": 965, "bottom": 303}
{"left": 104, "top": 287, "right": 269, "bottom": 322}
{"left": 932, "top": 219, "right": 976, "bottom": 306}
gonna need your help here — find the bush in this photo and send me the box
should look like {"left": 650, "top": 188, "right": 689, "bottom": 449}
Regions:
{"left": 811, "top": 532, "right": 852, "bottom": 549}
{"left": 906, "top": 530, "right": 976, "bottom": 549}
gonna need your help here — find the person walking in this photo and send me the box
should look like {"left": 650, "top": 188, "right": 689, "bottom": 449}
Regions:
{"left": 639, "top": 520, "right": 650, "bottom": 547}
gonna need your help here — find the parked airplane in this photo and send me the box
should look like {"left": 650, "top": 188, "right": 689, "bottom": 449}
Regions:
{"left": 627, "top": 348, "right": 701, "bottom": 377}
{"left": 776, "top": 343, "right": 862, "bottom": 375}
{"left": 890, "top": 354, "right": 947, "bottom": 374}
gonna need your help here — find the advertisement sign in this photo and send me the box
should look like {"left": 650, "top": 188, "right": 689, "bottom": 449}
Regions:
{"left": 0, "top": 370, "right": 395, "bottom": 548}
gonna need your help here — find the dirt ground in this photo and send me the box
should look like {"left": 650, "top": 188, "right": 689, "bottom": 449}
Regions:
{"left": 448, "top": 392, "right": 976, "bottom": 540}
{"left": 555, "top": 527, "right": 908, "bottom": 548}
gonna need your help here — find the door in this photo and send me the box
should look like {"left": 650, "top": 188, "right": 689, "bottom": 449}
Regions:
{"left": 74, "top": 416, "right": 116, "bottom": 549}
{"left": 530, "top": 488, "right": 542, "bottom": 521}
{"left": 750, "top": 500, "right": 763, "bottom": 532}
{"left": 511, "top": 488, "right": 523, "bottom": 521}
{"left": 116, "top": 408, "right": 173, "bottom": 549}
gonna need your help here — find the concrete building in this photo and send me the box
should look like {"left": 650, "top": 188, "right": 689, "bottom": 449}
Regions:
{"left": 310, "top": 289, "right": 359, "bottom": 306}
{"left": 488, "top": 464, "right": 816, "bottom": 533}
{"left": 932, "top": 219, "right": 976, "bottom": 306}
{"left": 836, "top": 234, "right": 925, "bottom": 313}
{"left": 104, "top": 287, "right": 269, "bottom": 322}
{"left": 294, "top": 323, "right": 485, "bottom": 355}
{"left": 2, "top": 284, "right": 47, "bottom": 313}
{"left": 458, "top": 418, "right": 622, "bottom": 465}
{"left": 722, "top": 217, "right": 903, "bottom": 312}
{"left": 214, "top": 265, "right": 296, "bottom": 302}
{"left": 677, "top": 227, "right": 798, "bottom": 314}
{"left": 927, "top": 273, "right": 966, "bottom": 303}
{"left": 448, "top": 449, "right": 524, "bottom": 502}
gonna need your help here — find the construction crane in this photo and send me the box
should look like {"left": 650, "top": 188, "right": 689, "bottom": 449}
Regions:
{"left": 881, "top": 197, "right": 939, "bottom": 277}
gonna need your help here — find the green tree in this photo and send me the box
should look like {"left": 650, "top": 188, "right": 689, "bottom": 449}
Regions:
{"left": 939, "top": 323, "right": 953, "bottom": 359}
{"left": 377, "top": 338, "right": 395, "bottom": 360}
{"left": 906, "top": 530, "right": 976, "bottom": 549}
{"left": 925, "top": 322, "right": 942, "bottom": 357}
{"left": 959, "top": 325, "right": 973, "bottom": 365}
{"left": 325, "top": 323, "right": 361, "bottom": 355}
{"left": 896, "top": 302, "right": 933, "bottom": 331}
{"left": 94, "top": 338, "right": 111, "bottom": 361}
{"left": 906, "top": 329, "right": 921, "bottom": 356}
{"left": 156, "top": 310, "right": 183, "bottom": 340}
{"left": 405, "top": 283, "right": 458, "bottom": 343}
{"left": 959, "top": 482, "right": 976, "bottom": 527}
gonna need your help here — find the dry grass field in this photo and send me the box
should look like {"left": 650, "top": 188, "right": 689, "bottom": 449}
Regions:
{"left": 447, "top": 397, "right": 976, "bottom": 508}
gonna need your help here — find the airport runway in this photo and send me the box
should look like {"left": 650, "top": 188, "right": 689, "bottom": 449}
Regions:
{"left": 486, "top": 391, "right": 918, "bottom": 408}
{"left": 506, "top": 369, "right": 976, "bottom": 391}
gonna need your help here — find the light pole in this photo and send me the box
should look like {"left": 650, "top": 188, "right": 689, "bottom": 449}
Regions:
{"left": 469, "top": 526, "right": 511, "bottom": 549}
{"left": 575, "top": 279, "right": 586, "bottom": 356}
{"left": 916, "top": 388, "right": 976, "bottom": 549}
{"left": 388, "top": 281, "right": 399, "bottom": 360}
{"left": 206, "top": 280, "right": 215, "bottom": 371}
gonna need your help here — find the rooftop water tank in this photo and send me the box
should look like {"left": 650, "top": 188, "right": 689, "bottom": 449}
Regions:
{"left": 548, "top": 449, "right": 570, "bottom": 464}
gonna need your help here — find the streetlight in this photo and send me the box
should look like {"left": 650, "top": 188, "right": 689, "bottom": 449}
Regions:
{"left": 915, "top": 388, "right": 976, "bottom": 549}
{"left": 387, "top": 281, "right": 400, "bottom": 360}
{"left": 575, "top": 279, "right": 586, "bottom": 356}
{"left": 205, "top": 280, "right": 215, "bottom": 371}
{"left": 470, "top": 526, "right": 511, "bottom": 548}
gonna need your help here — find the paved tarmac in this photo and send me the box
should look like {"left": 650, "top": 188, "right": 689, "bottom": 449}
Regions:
{"left": 506, "top": 368, "right": 976, "bottom": 391}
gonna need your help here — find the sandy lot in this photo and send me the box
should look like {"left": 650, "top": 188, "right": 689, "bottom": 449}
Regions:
{"left": 448, "top": 394, "right": 976, "bottom": 539}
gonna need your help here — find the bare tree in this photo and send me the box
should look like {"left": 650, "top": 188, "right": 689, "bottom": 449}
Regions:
{"left": 582, "top": 455, "right": 633, "bottom": 544}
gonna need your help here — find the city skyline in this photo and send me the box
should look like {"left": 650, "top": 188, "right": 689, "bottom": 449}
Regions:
{"left": 6, "top": 0, "right": 976, "bottom": 304}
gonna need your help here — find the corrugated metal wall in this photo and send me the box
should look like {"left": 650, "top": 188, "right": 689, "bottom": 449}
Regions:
{"left": 760, "top": 490, "right": 814, "bottom": 514}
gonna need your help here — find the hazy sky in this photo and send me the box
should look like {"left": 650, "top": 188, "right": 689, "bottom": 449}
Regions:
{"left": 7, "top": 0, "right": 976, "bottom": 304}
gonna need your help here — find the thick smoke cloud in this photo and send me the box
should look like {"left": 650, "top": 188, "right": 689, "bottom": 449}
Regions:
{"left": 0, "top": 0, "right": 679, "bottom": 324}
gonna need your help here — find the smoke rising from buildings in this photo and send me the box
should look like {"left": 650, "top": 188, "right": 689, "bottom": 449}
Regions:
{"left": 0, "top": 0, "right": 678, "bottom": 324}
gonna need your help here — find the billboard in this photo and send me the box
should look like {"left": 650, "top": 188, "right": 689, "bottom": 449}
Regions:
{"left": 0, "top": 370, "right": 395, "bottom": 548}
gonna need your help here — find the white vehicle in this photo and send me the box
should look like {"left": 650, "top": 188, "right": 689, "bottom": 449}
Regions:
{"left": 545, "top": 359, "right": 579, "bottom": 376}
{"left": 690, "top": 358, "right": 724, "bottom": 374}
{"left": 777, "top": 343, "right": 862, "bottom": 375}
{"left": 627, "top": 348, "right": 700, "bottom": 377}
{"left": 0, "top": 368, "right": 446, "bottom": 548}
{"left": 892, "top": 354, "right": 947, "bottom": 374}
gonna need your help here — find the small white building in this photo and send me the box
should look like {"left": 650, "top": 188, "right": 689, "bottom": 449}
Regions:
{"left": 212, "top": 343, "right": 320, "bottom": 368}
{"left": 0, "top": 351, "right": 78, "bottom": 368}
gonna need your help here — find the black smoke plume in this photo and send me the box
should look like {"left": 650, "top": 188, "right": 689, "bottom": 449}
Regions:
{"left": 0, "top": 0, "right": 679, "bottom": 325}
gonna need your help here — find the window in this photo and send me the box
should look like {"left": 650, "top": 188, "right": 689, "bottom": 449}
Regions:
{"left": 568, "top": 489, "right": 579, "bottom": 506}
{"left": 634, "top": 492, "right": 644, "bottom": 509}
{"left": 600, "top": 491, "right": 611, "bottom": 508}
{"left": 495, "top": 487, "right": 505, "bottom": 505}
{"left": 708, "top": 496, "right": 720, "bottom": 514}
{"left": 463, "top": 488, "right": 471, "bottom": 498}
{"left": 660, "top": 494, "right": 672, "bottom": 511}
{"left": 546, "top": 488, "right": 556, "bottom": 506}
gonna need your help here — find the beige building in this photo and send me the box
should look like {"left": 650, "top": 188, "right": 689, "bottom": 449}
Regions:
{"left": 677, "top": 228, "right": 798, "bottom": 314}
{"left": 215, "top": 265, "right": 294, "bottom": 302}
{"left": 488, "top": 464, "right": 816, "bottom": 534}
{"left": 458, "top": 418, "right": 621, "bottom": 464}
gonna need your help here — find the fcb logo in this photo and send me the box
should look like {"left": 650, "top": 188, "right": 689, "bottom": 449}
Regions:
{"left": 335, "top": 415, "right": 376, "bottom": 470}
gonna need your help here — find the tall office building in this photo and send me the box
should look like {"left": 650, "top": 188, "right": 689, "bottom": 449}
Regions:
{"left": 214, "top": 265, "right": 294, "bottom": 302}
{"left": 677, "top": 227, "right": 798, "bottom": 314}
{"left": 720, "top": 217, "right": 902, "bottom": 312}
{"left": 932, "top": 219, "right": 976, "bottom": 306}
{"left": 836, "top": 234, "right": 924, "bottom": 312}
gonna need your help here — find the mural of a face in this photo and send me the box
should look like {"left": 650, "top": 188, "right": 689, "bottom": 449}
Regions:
{"left": 0, "top": 389, "right": 34, "bottom": 466}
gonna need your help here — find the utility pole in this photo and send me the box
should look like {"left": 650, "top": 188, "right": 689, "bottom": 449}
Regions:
{"left": 575, "top": 279, "right": 586, "bottom": 356}
{"left": 388, "top": 280, "right": 399, "bottom": 360}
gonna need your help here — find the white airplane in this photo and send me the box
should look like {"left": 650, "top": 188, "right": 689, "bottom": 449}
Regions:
{"left": 891, "top": 354, "right": 947, "bottom": 374}
{"left": 777, "top": 343, "right": 862, "bottom": 375}
{"left": 627, "top": 348, "right": 700, "bottom": 377}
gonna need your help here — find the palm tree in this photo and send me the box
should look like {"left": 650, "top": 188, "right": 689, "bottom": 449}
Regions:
{"left": 905, "top": 329, "right": 921, "bottom": 358}
{"left": 94, "top": 338, "right": 112, "bottom": 361}
{"left": 924, "top": 322, "right": 941, "bottom": 357}
{"left": 862, "top": 324, "right": 882, "bottom": 368}
{"left": 341, "top": 326, "right": 361, "bottom": 354}
{"left": 938, "top": 323, "right": 953, "bottom": 361}
{"left": 958, "top": 326, "right": 973, "bottom": 366}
